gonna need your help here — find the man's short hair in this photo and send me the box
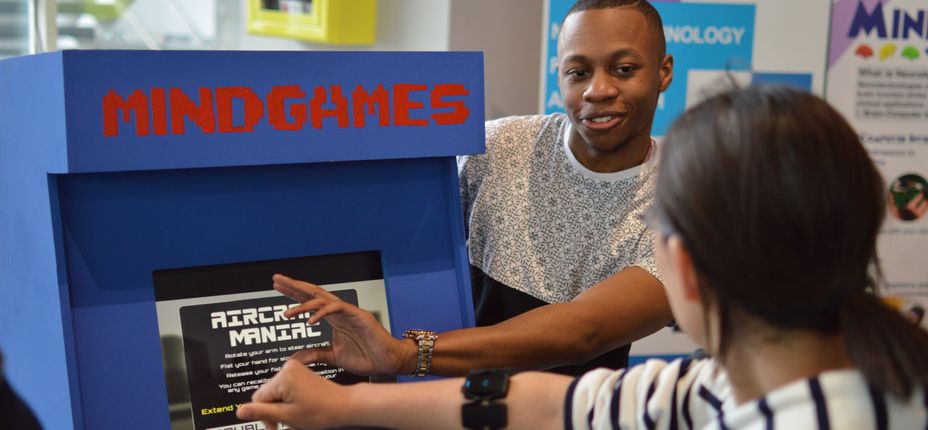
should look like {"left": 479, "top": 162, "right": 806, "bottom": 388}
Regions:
{"left": 564, "top": 0, "right": 666, "bottom": 59}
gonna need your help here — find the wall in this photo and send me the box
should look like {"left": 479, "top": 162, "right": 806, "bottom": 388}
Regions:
{"left": 237, "top": 0, "right": 451, "bottom": 51}
{"left": 450, "top": 0, "right": 544, "bottom": 119}
{"left": 235, "top": 0, "right": 544, "bottom": 119}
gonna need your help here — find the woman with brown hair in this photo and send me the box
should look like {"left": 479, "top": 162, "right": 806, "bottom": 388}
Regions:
{"left": 236, "top": 85, "right": 928, "bottom": 429}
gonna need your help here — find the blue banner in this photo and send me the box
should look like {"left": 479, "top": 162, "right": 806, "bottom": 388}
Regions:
{"left": 58, "top": 50, "right": 485, "bottom": 173}
{"left": 542, "top": 1, "right": 757, "bottom": 136}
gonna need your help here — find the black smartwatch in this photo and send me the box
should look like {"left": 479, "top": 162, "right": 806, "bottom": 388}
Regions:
{"left": 461, "top": 369, "right": 511, "bottom": 430}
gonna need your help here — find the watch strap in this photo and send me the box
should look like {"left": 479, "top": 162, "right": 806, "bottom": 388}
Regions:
{"left": 403, "top": 329, "right": 438, "bottom": 377}
{"left": 461, "top": 401, "right": 507, "bottom": 430}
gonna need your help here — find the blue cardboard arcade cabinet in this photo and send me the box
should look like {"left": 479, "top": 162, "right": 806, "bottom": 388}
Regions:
{"left": 0, "top": 50, "right": 484, "bottom": 429}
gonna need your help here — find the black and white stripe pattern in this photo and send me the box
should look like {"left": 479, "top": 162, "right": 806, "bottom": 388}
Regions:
{"left": 567, "top": 358, "right": 928, "bottom": 429}
{"left": 756, "top": 397, "right": 773, "bottom": 430}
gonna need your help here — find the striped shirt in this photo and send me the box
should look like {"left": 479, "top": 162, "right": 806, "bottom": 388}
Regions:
{"left": 566, "top": 358, "right": 928, "bottom": 429}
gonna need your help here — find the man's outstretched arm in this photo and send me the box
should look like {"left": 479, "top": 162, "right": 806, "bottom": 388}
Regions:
{"left": 426, "top": 267, "right": 670, "bottom": 375}
{"left": 275, "top": 267, "right": 671, "bottom": 377}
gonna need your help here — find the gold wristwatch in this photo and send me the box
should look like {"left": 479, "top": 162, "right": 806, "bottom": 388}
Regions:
{"left": 403, "top": 329, "right": 438, "bottom": 377}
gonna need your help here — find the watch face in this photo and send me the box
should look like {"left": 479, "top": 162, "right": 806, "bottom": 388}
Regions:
{"left": 463, "top": 370, "right": 509, "bottom": 400}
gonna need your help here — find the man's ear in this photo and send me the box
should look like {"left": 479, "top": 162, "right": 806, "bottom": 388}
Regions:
{"left": 658, "top": 54, "right": 674, "bottom": 93}
{"left": 666, "top": 235, "right": 699, "bottom": 301}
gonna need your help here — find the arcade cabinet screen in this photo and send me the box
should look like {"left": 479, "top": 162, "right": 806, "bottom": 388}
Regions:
{"left": 154, "top": 251, "right": 390, "bottom": 430}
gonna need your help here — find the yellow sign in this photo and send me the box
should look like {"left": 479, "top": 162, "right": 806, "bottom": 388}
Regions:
{"left": 247, "top": 0, "right": 376, "bottom": 45}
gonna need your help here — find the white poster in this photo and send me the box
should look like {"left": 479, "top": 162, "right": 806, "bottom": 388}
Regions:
{"left": 826, "top": 0, "right": 928, "bottom": 327}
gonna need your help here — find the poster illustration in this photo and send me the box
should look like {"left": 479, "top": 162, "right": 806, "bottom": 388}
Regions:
{"left": 826, "top": 0, "right": 928, "bottom": 327}
{"left": 154, "top": 252, "right": 391, "bottom": 430}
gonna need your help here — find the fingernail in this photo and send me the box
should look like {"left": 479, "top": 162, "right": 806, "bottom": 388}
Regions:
{"left": 237, "top": 406, "right": 251, "bottom": 420}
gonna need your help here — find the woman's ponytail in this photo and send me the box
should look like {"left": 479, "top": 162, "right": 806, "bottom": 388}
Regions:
{"left": 841, "top": 290, "right": 928, "bottom": 398}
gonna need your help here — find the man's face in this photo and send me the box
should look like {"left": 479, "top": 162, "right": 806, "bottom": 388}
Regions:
{"left": 557, "top": 7, "right": 672, "bottom": 160}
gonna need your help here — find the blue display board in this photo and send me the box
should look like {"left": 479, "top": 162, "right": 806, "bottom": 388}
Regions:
{"left": 542, "top": 1, "right": 755, "bottom": 136}
{"left": 0, "top": 50, "right": 484, "bottom": 429}
{"left": 542, "top": 1, "right": 812, "bottom": 137}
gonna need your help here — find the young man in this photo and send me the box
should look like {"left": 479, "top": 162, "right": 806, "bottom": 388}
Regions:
{"left": 281, "top": 0, "right": 674, "bottom": 377}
